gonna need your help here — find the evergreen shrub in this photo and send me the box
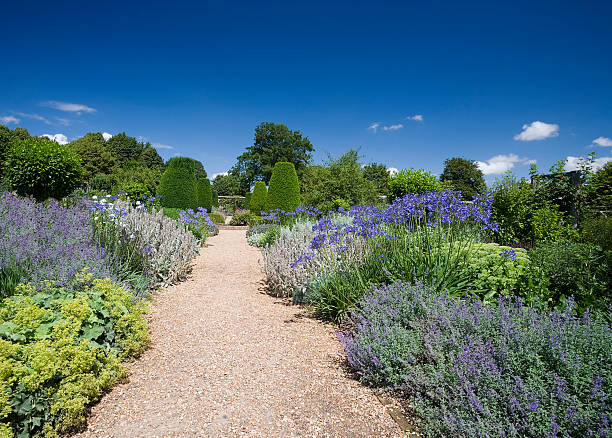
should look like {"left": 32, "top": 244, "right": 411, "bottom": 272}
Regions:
{"left": 157, "top": 157, "right": 197, "bottom": 209}
{"left": 250, "top": 181, "right": 268, "bottom": 214}
{"left": 197, "top": 178, "right": 212, "bottom": 212}
{"left": 265, "top": 162, "right": 300, "bottom": 212}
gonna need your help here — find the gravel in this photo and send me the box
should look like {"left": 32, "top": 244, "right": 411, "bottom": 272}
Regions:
{"left": 75, "top": 229, "right": 402, "bottom": 437}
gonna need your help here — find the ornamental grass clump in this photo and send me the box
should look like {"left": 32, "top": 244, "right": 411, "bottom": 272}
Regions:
{"left": 339, "top": 282, "right": 612, "bottom": 438}
{"left": 0, "top": 192, "right": 109, "bottom": 297}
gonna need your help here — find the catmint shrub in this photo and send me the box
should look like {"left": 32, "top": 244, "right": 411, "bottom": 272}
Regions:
{"left": 340, "top": 282, "right": 612, "bottom": 438}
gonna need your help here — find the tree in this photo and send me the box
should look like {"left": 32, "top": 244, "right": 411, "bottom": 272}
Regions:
{"left": 67, "top": 133, "right": 117, "bottom": 181}
{"left": 584, "top": 161, "right": 612, "bottom": 216}
{"left": 139, "top": 145, "right": 164, "bottom": 168}
{"left": 212, "top": 173, "right": 240, "bottom": 196}
{"left": 0, "top": 125, "right": 30, "bottom": 174}
{"left": 265, "top": 162, "right": 301, "bottom": 212}
{"left": 106, "top": 132, "right": 145, "bottom": 162}
{"left": 4, "top": 137, "right": 83, "bottom": 200}
{"left": 250, "top": 181, "right": 268, "bottom": 214}
{"left": 192, "top": 159, "right": 207, "bottom": 179}
{"left": 300, "top": 150, "right": 377, "bottom": 213}
{"left": 157, "top": 157, "right": 198, "bottom": 209}
{"left": 440, "top": 157, "right": 485, "bottom": 200}
{"left": 231, "top": 122, "right": 314, "bottom": 190}
{"left": 363, "top": 163, "right": 390, "bottom": 197}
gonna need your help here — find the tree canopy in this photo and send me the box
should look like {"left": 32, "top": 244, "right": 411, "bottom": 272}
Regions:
{"left": 67, "top": 133, "right": 117, "bottom": 181}
{"left": 440, "top": 157, "right": 485, "bottom": 200}
{"left": 363, "top": 163, "right": 390, "bottom": 197}
{"left": 212, "top": 173, "right": 240, "bottom": 196}
{"left": 231, "top": 122, "right": 314, "bottom": 193}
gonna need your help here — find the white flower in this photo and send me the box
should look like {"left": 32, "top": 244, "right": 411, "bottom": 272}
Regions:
{"left": 92, "top": 195, "right": 98, "bottom": 200}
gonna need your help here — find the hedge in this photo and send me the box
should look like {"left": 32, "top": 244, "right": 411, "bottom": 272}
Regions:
{"left": 157, "top": 157, "right": 198, "bottom": 209}
{"left": 265, "top": 162, "right": 300, "bottom": 212}
{"left": 197, "top": 178, "right": 212, "bottom": 212}
{"left": 250, "top": 181, "right": 268, "bottom": 214}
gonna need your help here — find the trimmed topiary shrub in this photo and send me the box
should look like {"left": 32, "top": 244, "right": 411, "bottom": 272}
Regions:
{"left": 211, "top": 188, "right": 219, "bottom": 207}
{"left": 244, "top": 192, "right": 252, "bottom": 209}
{"left": 157, "top": 157, "right": 198, "bottom": 209}
{"left": 197, "top": 178, "right": 212, "bottom": 212}
{"left": 3, "top": 137, "right": 84, "bottom": 201}
{"left": 250, "top": 181, "right": 268, "bottom": 214}
{"left": 265, "top": 162, "right": 300, "bottom": 212}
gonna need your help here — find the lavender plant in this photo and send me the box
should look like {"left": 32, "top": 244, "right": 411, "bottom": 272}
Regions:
{"left": 340, "top": 282, "right": 612, "bottom": 438}
{"left": 0, "top": 192, "right": 109, "bottom": 296}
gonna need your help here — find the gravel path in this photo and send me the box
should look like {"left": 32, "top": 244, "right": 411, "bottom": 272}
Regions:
{"left": 76, "top": 229, "right": 402, "bottom": 437}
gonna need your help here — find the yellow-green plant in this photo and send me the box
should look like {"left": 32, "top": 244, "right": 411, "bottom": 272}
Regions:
{"left": 0, "top": 270, "right": 149, "bottom": 436}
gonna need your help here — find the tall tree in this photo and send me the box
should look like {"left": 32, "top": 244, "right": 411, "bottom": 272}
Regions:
{"left": 363, "top": 163, "right": 390, "bottom": 197}
{"left": 212, "top": 173, "right": 240, "bottom": 196}
{"left": 67, "top": 133, "right": 117, "bottom": 181}
{"left": 139, "top": 145, "right": 164, "bottom": 168}
{"left": 106, "top": 132, "right": 145, "bottom": 162}
{"left": 231, "top": 122, "right": 314, "bottom": 190}
{"left": 440, "top": 157, "right": 485, "bottom": 200}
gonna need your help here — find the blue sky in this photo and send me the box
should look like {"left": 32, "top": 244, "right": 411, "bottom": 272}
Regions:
{"left": 1, "top": 0, "right": 611, "bottom": 182}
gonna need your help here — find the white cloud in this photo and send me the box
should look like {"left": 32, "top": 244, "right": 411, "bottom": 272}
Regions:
{"left": 15, "top": 112, "right": 50, "bottom": 124}
{"left": 212, "top": 172, "right": 229, "bottom": 179}
{"left": 367, "top": 122, "right": 380, "bottom": 133}
{"left": 406, "top": 114, "right": 423, "bottom": 122}
{"left": 565, "top": 155, "right": 612, "bottom": 172}
{"left": 514, "top": 121, "right": 559, "bottom": 141}
{"left": 152, "top": 142, "right": 174, "bottom": 150}
{"left": 102, "top": 132, "right": 112, "bottom": 141}
{"left": 0, "top": 115, "right": 19, "bottom": 124}
{"left": 387, "top": 167, "right": 398, "bottom": 175}
{"left": 42, "top": 101, "right": 96, "bottom": 114}
{"left": 476, "top": 153, "right": 535, "bottom": 175}
{"left": 56, "top": 117, "right": 71, "bottom": 126}
{"left": 42, "top": 133, "right": 68, "bottom": 145}
{"left": 382, "top": 123, "right": 403, "bottom": 131}
{"left": 592, "top": 136, "right": 612, "bottom": 147}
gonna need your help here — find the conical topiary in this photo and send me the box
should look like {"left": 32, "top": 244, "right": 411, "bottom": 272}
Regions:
{"left": 250, "top": 181, "right": 268, "bottom": 214}
{"left": 158, "top": 157, "right": 198, "bottom": 209}
{"left": 264, "top": 162, "right": 300, "bottom": 212}
{"left": 197, "top": 177, "right": 213, "bottom": 212}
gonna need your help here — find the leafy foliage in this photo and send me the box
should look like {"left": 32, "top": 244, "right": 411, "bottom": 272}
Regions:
{"left": 212, "top": 173, "right": 239, "bottom": 196}
{"left": 300, "top": 150, "right": 377, "bottom": 213}
{"left": 249, "top": 181, "right": 267, "bottom": 214}
{"left": 208, "top": 212, "right": 226, "bottom": 225}
{"left": 340, "top": 282, "right": 611, "bottom": 438}
{"left": 229, "top": 211, "right": 260, "bottom": 226}
{"left": 3, "top": 137, "right": 84, "bottom": 201}
{"left": 388, "top": 168, "right": 441, "bottom": 201}
{"left": 581, "top": 216, "right": 612, "bottom": 251}
{"left": 105, "top": 132, "right": 145, "bottom": 162}
{"left": 362, "top": 163, "right": 390, "bottom": 197}
{"left": 583, "top": 161, "right": 612, "bottom": 217}
{"left": 67, "top": 133, "right": 117, "bottom": 182}
{"left": 440, "top": 157, "right": 485, "bottom": 200}
{"left": 0, "top": 273, "right": 149, "bottom": 436}
{"left": 157, "top": 157, "right": 198, "bottom": 209}
{"left": 231, "top": 122, "right": 314, "bottom": 193}
{"left": 265, "top": 162, "right": 301, "bottom": 212}
{"left": 490, "top": 173, "right": 535, "bottom": 246}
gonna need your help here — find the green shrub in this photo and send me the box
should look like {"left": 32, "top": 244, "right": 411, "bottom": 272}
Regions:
{"left": 89, "top": 173, "right": 113, "bottom": 192}
{"left": 490, "top": 173, "right": 535, "bottom": 246}
{"left": 118, "top": 181, "right": 149, "bottom": 200}
{"left": 229, "top": 211, "right": 260, "bottom": 226}
{"left": 161, "top": 207, "right": 180, "bottom": 220}
{"left": 197, "top": 178, "right": 212, "bottom": 212}
{"left": 581, "top": 216, "right": 612, "bottom": 251}
{"left": 250, "top": 181, "right": 267, "bottom": 214}
{"left": 211, "top": 188, "right": 219, "bottom": 207}
{"left": 388, "top": 168, "right": 441, "bottom": 201}
{"left": 157, "top": 157, "right": 198, "bottom": 209}
{"left": 265, "top": 162, "right": 300, "bottom": 212}
{"left": 531, "top": 205, "right": 578, "bottom": 243}
{"left": 208, "top": 212, "right": 225, "bottom": 225}
{"left": 528, "top": 240, "right": 611, "bottom": 312}
{"left": 3, "top": 137, "right": 84, "bottom": 201}
{"left": 0, "top": 272, "right": 149, "bottom": 436}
